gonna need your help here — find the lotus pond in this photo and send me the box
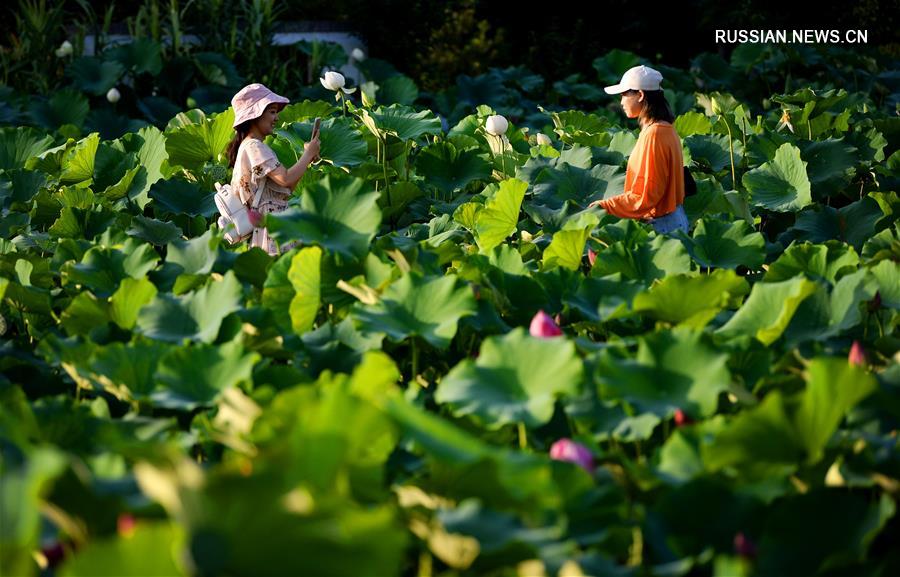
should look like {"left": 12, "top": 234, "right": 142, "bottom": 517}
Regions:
{"left": 1, "top": 46, "right": 899, "bottom": 577}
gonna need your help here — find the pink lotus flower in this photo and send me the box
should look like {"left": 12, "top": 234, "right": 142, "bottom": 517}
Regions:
{"left": 588, "top": 248, "right": 597, "bottom": 267}
{"left": 530, "top": 310, "right": 562, "bottom": 338}
{"left": 673, "top": 408, "right": 694, "bottom": 427}
{"left": 117, "top": 514, "right": 136, "bottom": 537}
{"left": 549, "top": 438, "right": 595, "bottom": 473}
{"left": 848, "top": 341, "right": 867, "bottom": 367}
{"left": 733, "top": 532, "right": 757, "bottom": 558}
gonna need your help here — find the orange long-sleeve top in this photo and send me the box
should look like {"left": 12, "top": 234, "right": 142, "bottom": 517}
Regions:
{"left": 598, "top": 121, "right": 684, "bottom": 219}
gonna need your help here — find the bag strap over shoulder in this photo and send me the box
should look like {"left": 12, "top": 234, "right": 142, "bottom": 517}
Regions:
{"left": 237, "top": 140, "right": 266, "bottom": 210}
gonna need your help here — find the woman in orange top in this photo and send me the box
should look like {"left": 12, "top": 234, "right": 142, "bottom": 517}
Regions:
{"left": 589, "top": 65, "right": 688, "bottom": 235}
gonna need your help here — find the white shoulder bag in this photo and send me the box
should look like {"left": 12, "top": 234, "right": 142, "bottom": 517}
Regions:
{"left": 214, "top": 144, "right": 265, "bottom": 244}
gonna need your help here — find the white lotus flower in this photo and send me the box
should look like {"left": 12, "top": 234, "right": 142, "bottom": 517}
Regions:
{"left": 55, "top": 40, "right": 73, "bottom": 58}
{"left": 485, "top": 114, "right": 508, "bottom": 136}
{"left": 320, "top": 70, "right": 356, "bottom": 94}
{"left": 536, "top": 133, "right": 552, "bottom": 146}
{"left": 106, "top": 87, "right": 121, "bottom": 103}
{"left": 351, "top": 48, "right": 366, "bottom": 62}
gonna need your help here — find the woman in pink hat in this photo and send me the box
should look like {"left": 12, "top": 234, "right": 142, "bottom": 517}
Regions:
{"left": 589, "top": 65, "right": 688, "bottom": 235}
{"left": 225, "top": 83, "right": 321, "bottom": 255}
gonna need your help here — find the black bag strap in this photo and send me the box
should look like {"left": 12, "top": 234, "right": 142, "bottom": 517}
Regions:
{"left": 683, "top": 165, "right": 697, "bottom": 197}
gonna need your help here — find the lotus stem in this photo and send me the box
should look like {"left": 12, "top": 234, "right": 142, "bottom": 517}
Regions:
{"left": 518, "top": 422, "right": 527, "bottom": 449}
{"left": 382, "top": 137, "right": 393, "bottom": 227}
{"left": 723, "top": 118, "right": 736, "bottom": 189}
{"left": 411, "top": 338, "right": 419, "bottom": 382}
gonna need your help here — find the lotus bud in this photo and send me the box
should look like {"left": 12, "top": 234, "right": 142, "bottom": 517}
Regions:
{"left": 351, "top": 48, "right": 366, "bottom": 62}
{"left": 733, "top": 532, "right": 757, "bottom": 559}
{"left": 536, "top": 132, "right": 552, "bottom": 146}
{"left": 320, "top": 71, "right": 346, "bottom": 91}
{"left": 673, "top": 408, "right": 694, "bottom": 427}
{"left": 106, "top": 87, "right": 121, "bottom": 103}
{"left": 549, "top": 439, "right": 594, "bottom": 473}
{"left": 530, "top": 310, "right": 562, "bottom": 338}
{"left": 117, "top": 514, "right": 136, "bottom": 537}
{"left": 55, "top": 40, "right": 73, "bottom": 58}
{"left": 587, "top": 248, "right": 597, "bottom": 267}
{"left": 848, "top": 341, "right": 867, "bottom": 367}
{"left": 485, "top": 114, "right": 508, "bottom": 136}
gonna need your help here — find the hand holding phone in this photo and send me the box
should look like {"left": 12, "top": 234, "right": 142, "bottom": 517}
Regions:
{"left": 309, "top": 117, "right": 322, "bottom": 162}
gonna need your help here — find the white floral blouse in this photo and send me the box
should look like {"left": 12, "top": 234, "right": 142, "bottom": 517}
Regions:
{"left": 231, "top": 137, "right": 298, "bottom": 256}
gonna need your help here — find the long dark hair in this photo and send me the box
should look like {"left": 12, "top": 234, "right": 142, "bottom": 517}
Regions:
{"left": 626, "top": 89, "right": 675, "bottom": 125}
{"left": 226, "top": 120, "right": 254, "bottom": 168}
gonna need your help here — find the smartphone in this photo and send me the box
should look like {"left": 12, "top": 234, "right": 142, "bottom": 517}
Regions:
{"left": 312, "top": 117, "right": 321, "bottom": 139}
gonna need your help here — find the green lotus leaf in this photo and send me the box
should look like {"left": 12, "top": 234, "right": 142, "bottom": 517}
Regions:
{"left": 529, "top": 161, "right": 624, "bottom": 211}
{"left": 63, "top": 240, "right": 159, "bottom": 297}
{"left": 135, "top": 271, "right": 242, "bottom": 343}
{"left": 683, "top": 134, "right": 736, "bottom": 172}
{"left": 166, "top": 229, "right": 220, "bottom": 276}
{"left": 28, "top": 89, "right": 90, "bottom": 130}
{"left": 85, "top": 109, "right": 149, "bottom": 141}
{"left": 59, "top": 133, "right": 100, "bottom": 184}
{"left": 352, "top": 272, "right": 476, "bottom": 349}
{"left": 673, "top": 112, "right": 712, "bottom": 137}
{"left": 543, "top": 109, "right": 611, "bottom": 147}
{"left": 785, "top": 265, "right": 878, "bottom": 340}
{"left": 787, "top": 196, "right": 884, "bottom": 250}
{"left": 358, "top": 104, "right": 442, "bottom": 141}
{"left": 596, "top": 329, "right": 730, "bottom": 418}
{"left": 0, "top": 127, "right": 54, "bottom": 170}
{"left": 87, "top": 340, "right": 169, "bottom": 401}
{"left": 60, "top": 291, "right": 109, "bottom": 336}
{"left": 0, "top": 448, "right": 68, "bottom": 577}
{"left": 474, "top": 178, "right": 527, "bottom": 253}
{"left": 152, "top": 340, "right": 258, "bottom": 410}
{"left": 716, "top": 277, "right": 818, "bottom": 345}
{"left": 149, "top": 178, "right": 217, "bottom": 217}
{"left": 0, "top": 168, "right": 46, "bottom": 208}
{"left": 127, "top": 215, "right": 183, "bottom": 246}
{"left": 680, "top": 217, "right": 766, "bottom": 269}
{"left": 164, "top": 107, "right": 234, "bottom": 171}
{"left": 593, "top": 235, "right": 691, "bottom": 283}
{"left": 106, "top": 38, "right": 163, "bottom": 76}
{"left": 261, "top": 249, "right": 298, "bottom": 334}
{"left": 799, "top": 138, "right": 857, "bottom": 199}
{"left": 377, "top": 75, "right": 419, "bottom": 106}
{"left": 193, "top": 51, "right": 243, "bottom": 86}
{"left": 632, "top": 270, "right": 749, "bottom": 328}
{"left": 385, "top": 398, "right": 559, "bottom": 509}
{"left": 542, "top": 214, "right": 600, "bottom": 271}
{"left": 592, "top": 49, "right": 641, "bottom": 85}
{"left": 870, "top": 259, "right": 900, "bottom": 309}
{"left": 564, "top": 275, "right": 643, "bottom": 322}
{"left": 415, "top": 141, "right": 492, "bottom": 199}
{"left": 288, "top": 246, "right": 322, "bottom": 334}
{"left": 704, "top": 358, "right": 876, "bottom": 480}
{"left": 109, "top": 277, "right": 159, "bottom": 330}
{"left": 277, "top": 100, "right": 338, "bottom": 124}
{"left": 275, "top": 117, "right": 368, "bottom": 167}
{"left": 796, "top": 358, "right": 876, "bottom": 463}
{"left": 764, "top": 241, "right": 859, "bottom": 284}
{"left": 436, "top": 327, "right": 583, "bottom": 429}
{"left": 266, "top": 175, "right": 381, "bottom": 259}
{"left": 606, "top": 130, "right": 638, "bottom": 158}
{"left": 68, "top": 56, "right": 125, "bottom": 95}
{"left": 742, "top": 143, "right": 812, "bottom": 212}
{"left": 59, "top": 522, "right": 185, "bottom": 577}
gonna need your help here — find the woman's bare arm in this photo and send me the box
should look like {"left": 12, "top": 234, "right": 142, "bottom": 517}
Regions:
{"left": 266, "top": 135, "right": 321, "bottom": 190}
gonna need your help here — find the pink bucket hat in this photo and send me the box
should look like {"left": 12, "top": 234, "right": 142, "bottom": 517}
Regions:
{"left": 231, "top": 83, "right": 289, "bottom": 128}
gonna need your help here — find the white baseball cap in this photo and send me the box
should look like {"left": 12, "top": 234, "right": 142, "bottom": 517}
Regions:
{"left": 604, "top": 65, "right": 664, "bottom": 94}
